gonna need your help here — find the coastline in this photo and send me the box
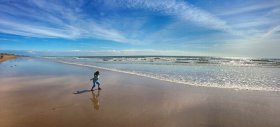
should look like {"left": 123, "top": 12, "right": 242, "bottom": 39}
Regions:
{"left": 0, "top": 54, "right": 17, "bottom": 62}
{"left": 0, "top": 57, "right": 280, "bottom": 127}
{"left": 46, "top": 56, "right": 280, "bottom": 92}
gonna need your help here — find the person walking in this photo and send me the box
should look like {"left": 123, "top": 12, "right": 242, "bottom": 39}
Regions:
{"left": 90, "top": 71, "right": 101, "bottom": 91}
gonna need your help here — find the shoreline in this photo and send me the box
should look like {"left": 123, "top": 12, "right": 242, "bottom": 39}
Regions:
{"left": 46, "top": 58, "right": 280, "bottom": 92}
{"left": 1, "top": 57, "right": 280, "bottom": 127}
{"left": 0, "top": 54, "right": 17, "bottom": 62}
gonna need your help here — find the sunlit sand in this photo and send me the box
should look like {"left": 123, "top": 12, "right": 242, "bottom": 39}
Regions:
{"left": 1, "top": 58, "right": 280, "bottom": 127}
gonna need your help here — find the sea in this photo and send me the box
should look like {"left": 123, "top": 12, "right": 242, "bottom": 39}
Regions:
{"left": 44, "top": 56, "right": 280, "bottom": 91}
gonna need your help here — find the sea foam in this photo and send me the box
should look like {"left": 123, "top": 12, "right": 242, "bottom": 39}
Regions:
{"left": 45, "top": 56, "right": 280, "bottom": 91}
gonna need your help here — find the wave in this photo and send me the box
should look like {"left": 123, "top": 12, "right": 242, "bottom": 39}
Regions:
{"left": 71, "top": 56, "right": 280, "bottom": 67}
{"left": 50, "top": 58, "right": 280, "bottom": 92}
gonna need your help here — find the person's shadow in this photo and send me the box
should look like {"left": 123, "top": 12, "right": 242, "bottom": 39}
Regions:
{"left": 73, "top": 89, "right": 91, "bottom": 94}
{"left": 90, "top": 90, "right": 101, "bottom": 110}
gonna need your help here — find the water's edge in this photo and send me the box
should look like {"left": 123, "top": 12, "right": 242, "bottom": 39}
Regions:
{"left": 43, "top": 57, "right": 280, "bottom": 92}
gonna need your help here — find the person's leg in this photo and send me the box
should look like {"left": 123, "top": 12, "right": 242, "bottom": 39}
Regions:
{"left": 91, "top": 81, "right": 96, "bottom": 91}
{"left": 96, "top": 81, "right": 101, "bottom": 90}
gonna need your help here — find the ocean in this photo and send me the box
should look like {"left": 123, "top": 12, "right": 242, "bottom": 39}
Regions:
{"left": 45, "top": 56, "right": 280, "bottom": 91}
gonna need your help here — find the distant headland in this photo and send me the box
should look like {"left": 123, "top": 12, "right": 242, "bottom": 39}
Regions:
{"left": 0, "top": 53, "right": 18, "bottom": 62}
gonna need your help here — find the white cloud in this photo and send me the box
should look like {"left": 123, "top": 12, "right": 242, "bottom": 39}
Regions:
{"left": 0, "top": 0, "right": 140, "bottom": 44}
{"left": 0, "top": 19, "right": 78, "bottom": 38}
{"left": 217, "top": 2, "right": 280, "bottom": 16}
{"left": 0, "top": 0, "right": 232, "bottom": 43}
{"left": 70, "top": 50, "right": 81, "bottom": 52}
{"left": 267, "top": 7, "right": 280, "bottom": 16}
{"left": 9, "top": 49, "right": 206, "bottom": 56}
{"left": 118, "top": 0, "right": 230, "bottom": 31}
{"left": 1, "top": 0, "right": 279, "bottom": 58}
{"left": 263, "top": 25, "right": 280, "bottom": 38}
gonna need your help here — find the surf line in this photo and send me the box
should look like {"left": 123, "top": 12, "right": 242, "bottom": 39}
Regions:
{"left": 50, "top": 59, "right": 279, "bottom": 92}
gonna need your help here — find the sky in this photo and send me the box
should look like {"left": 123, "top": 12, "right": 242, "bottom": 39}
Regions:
{"left": 0, "top": 0, "right": 280, "bottom": 57}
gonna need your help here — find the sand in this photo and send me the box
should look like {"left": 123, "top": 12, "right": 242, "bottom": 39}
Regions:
{"left": 0, "top": 57, "right": 280, "bottom": 127}
{"left": 0, "top": 54, "right": 17, "bottom": 62}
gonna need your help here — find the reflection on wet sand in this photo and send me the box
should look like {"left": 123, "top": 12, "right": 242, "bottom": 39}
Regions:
{"left": 90, "top": 90, "right": 101, "bottom": 110}
{"left": 1, "top": 58, "right": 280, "bottom": 127}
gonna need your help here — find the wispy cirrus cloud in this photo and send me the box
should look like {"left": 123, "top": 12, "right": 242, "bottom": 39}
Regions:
{"left": 0, "top": 0, "right": 140, "bottom": 43}
{"left": 212, "top": 0, "right": 280, "bottom": 40}
{"left": 263, "top": 25, "right": 280, "bottom": 38}
{"left": 1, "top": 0, "right": 280, "bottom": 58}
{"left": 217, "top": 1, "right": 280, "bottom": 16}
{"left": 116, "top": 0, "right": 230, "bottom": 31}
{"left": 0, "top": 0, "right": 231, "bottom": 43}
{"left": 0, "top": 49, "right": 206, "bottom": 56}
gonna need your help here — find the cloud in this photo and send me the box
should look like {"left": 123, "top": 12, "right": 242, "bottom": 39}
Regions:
{"left": 0, "top": 19, "right": 77, "bottom": 38}
{"left": 0, "top": 0, "right": 140, "bottom": 44}
{"left": 70, "top": 50, "right": 81, "bottom": 52}
{"left": 1, "top": 49, "right": 206, "bottom": 56}
{"left": 263, "top": 25, "right": 280, "bottom": 38}
{"left": 117, "top": 0, "right": 229, "bottom": 31}
{"left": 0, "top": 0, "right": 231, "bottom": 44}
{"left": 267, "top": 7, "right": 280, "bottom": 16}
{"left": 1, "top": 0, "right": 279, "bottom": 58}
{"left": 217, "top": 1, "right": 280, "bottom": 16}
{"left": 210, "top": 1, "right": 280, "bottom": 40}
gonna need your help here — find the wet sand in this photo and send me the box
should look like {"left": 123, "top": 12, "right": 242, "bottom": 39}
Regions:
{"left": 0, "top": 58, "right": 280, "bottom": 127}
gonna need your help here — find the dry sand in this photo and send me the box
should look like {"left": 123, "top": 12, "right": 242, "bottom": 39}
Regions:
{"left": 0, "top": 54, "right": 17, "bottom": 62}
{"left": 0, "top": 58, "right": 280, "bottom": 127}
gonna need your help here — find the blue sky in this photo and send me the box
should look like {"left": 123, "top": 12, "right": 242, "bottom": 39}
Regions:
{"left": 0, "top": 0, "right": 280, "bottom": 57}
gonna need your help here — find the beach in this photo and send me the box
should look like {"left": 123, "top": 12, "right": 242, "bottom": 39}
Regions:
{"left": 0, "top": 54, "right": 17, "bottom": 62}
{"left": 1, "top": 57, "right": 280, "bottom": 127}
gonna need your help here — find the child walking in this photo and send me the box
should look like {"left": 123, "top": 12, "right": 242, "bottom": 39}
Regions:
{"left": 90, "top": 71, "right": 101, "bottom": 91}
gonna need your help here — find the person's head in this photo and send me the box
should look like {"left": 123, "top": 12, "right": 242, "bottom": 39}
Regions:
{"left": 94, "top": 71, "right": 99, "bottom": 75}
